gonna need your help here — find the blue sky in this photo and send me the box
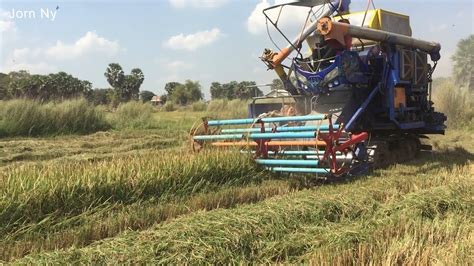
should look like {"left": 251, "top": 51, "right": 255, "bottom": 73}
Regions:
{"left": 0, "top": 0, "right": 472, "bottom": 97}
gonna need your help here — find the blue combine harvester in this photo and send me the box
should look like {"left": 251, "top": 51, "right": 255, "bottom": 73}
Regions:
{"left": 191, "top": 0, "right": 446, "bottom": 177}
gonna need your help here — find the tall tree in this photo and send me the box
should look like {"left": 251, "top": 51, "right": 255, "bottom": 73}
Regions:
{"left": 271, "top": 78, "right": 284, "bottom": 92}
{"left": 104, "top": 63, "right": 125, "bottom": 90}
{"left": 235, "top": 81, "right": 261, "bottom": 99}
{"left": 164, "top": 82, "right": 182, "bottom": 95}
{"left": 223, "top": 81, "right": 238, "bottom": 99}
{"left": 123, "top": 68, "right": 144, "bottom": 100}
{"left": 451, "top": 35, "right": 473, "bottom": 91}
{"left": 104, "top": 63, "right": 145, "bottom": 101}
{"left": 169, "top": 80, "right": 203, "bottom": 105}
{"left": 184, "top": 80, "right": 203, "bottom": 102}
{"left": 139, "top": 90, "right": 155, "bottom": 102}
{"left": 210, "top": 82, "right": 224, "bottom": 99}
{"left": 0, "top": 73, "right": 11, "bottom": 99}
{"left": 170, "top": 84, "right": 189, "bottom": 105}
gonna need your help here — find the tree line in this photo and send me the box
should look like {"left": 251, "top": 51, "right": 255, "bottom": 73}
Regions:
{"left": 0, "top": 63, "right": 146, "bottom": 105}
{"left": 0, "top": 64, "right": 265, "bottom": 106}
{"left": 159, "top": 80, "right": 264, "bottom": 106}
{"left": 0, "top": 71, "right": 92, "bottom": 101}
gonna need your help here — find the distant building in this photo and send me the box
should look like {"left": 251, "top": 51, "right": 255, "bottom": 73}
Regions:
{"left": 150, "top": 95, "right": 162, "bottom": 106}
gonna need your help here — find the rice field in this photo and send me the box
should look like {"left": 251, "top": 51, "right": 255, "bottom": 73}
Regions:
{"left": 0, "top": 110, "right": 473, "bottom": 264}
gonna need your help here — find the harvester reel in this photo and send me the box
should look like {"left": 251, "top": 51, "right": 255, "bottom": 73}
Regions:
{"left": 316, "top": 115, "right": 369, "bottom": 176}
{"left": 189, "top": 118, "right": 221, "bottom": 152}
{"left": 317, "top": 122, "right": 346, "bottom": 175}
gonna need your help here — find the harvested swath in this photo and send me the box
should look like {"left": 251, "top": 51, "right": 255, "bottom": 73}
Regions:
{"left": 302, "top": 214, "right": 471, "bottom": 265}
{"left": 1, "top": 180, "right": 292, "bottom": 262}
{"left": 0, "top": 150, "right": 266, "bottom": 236}
{"left": 15, "top": 163, "right": 472, "bottom": 264}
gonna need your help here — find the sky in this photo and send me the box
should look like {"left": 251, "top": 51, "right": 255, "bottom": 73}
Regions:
{"left": 0, "top": 0, "right": 473, "bottom": 98}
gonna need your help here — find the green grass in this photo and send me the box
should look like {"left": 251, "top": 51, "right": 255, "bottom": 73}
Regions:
{"left": 108, "top": 101, "right": 156, "bottom": 129}
{"left": 0, "top": 102, "right": 472, "bottom": 264}
{"left": 206, "top": 99, "right": 249, "bottom": 119}
{"left": 0, "top": 99, "right": 110, "bottom": 137}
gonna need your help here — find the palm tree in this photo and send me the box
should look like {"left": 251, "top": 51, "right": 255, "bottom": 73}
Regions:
{"left": 451, "top": 35, "right": 473, "bottom": 91}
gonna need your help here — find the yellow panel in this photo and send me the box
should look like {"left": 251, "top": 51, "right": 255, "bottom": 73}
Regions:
{"left": 335, "top": 9, "right": 411, "bottom": 36}
{"left": 370, "top": 9, "right": 380, "bottom": 30}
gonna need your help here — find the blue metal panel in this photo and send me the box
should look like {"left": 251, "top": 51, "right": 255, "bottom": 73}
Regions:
{"left": 220, "top": 124, "right": 340, "bottom": 134}
{"left": 345, "top": 84, "right": 381, "bottom": 132}
{"left": 256, "top": 159, "right": 319, "bottom": 167}
{"left": 385, "top": 48, "right": 401, "bottom": 128}
{"left": 261, "top": 115, "right": 326, "bottom": 123}
{"left": 399, "top": 121, "right": 426, "bottom": 129}
{"left": 242, "top": 150, "right": 343, "bottom": 156}
{"left": 206, "top": 115, "right": 326, "bottom": 126}
{"left": 193, "top": 134, "right": 243, "bottom": 140}
{"left": 193, "top": 131, "right": 317, "bottom": 141}
{"left": 249, "top": 131, "right": 316, "bottom": 139}
{"left": 267, "top": 167, "right": 330, "bottom": 174}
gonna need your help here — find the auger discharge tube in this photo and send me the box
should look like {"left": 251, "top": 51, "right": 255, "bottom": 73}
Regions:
{"left": 316, "top": 17, "right": 441, "bottom": 60}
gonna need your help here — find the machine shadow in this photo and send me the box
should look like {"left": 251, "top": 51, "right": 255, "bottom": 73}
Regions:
{"left": 287, "top": 146, "right": 473, "bottom": 188}
{"left": 404, "top": 147, "right": 474, "bottom": 171}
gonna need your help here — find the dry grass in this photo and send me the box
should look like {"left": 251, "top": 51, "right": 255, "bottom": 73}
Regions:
{"left": 432, "top": 78, "right": 474, "bottom": 129}
{"left": 1, "top": 180, "right": 292, "bottom": 261}
{"left": 0, "top": 150, "right": 266, "bottom": 236}
{"left": 13, "top": 153, "right": 472, "bottom": 264}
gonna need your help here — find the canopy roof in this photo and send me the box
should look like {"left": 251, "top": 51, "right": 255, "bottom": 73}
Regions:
{"left": 265, "top": 0, "right": 330, "bottom": 9}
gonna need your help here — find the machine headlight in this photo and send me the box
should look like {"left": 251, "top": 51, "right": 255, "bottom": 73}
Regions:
{"left": 325, "top": 67, "right": 339, "bottom": 83}
{"left": 295, "top": 72, "right": 309, "bottom": 89}
{"left": 297, "top": 73, "right": 308, "bottom": 84}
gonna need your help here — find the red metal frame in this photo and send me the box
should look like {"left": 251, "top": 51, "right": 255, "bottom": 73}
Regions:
{"left": 317, "top": 115, "right": 368, "bottom": 175}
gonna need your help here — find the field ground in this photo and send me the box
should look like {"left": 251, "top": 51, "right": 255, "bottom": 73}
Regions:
{"left": 0, "top": 111, "right": 472, "bottom": 264}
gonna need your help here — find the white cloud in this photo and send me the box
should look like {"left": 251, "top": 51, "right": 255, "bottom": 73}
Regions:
{"left": 0, "top": 9, "right": 17, "bottom": 45}
{"left": 11, "top": 48, "right": 42, "bottom": 61}
{"left": 1, "top": 32, "right": 122, "bottom": 75}
{"left": 1, "top": 61, "right": 57, "bottom": 74}
{"left": 165, "top": 60, "right": 193, "bottom": 71}
{"left": 1, "top": 47, "right": 55, "bottom": 74}
{"left": 164, "top": 28, "right": 221, "bottom": 51}
{"left": 0, "top": 9, "right": 16, "bottom": 33}
{"left": 46, "top": 31, "right": 120, "bottom": 60}
{"left": 247, "top": 0, "right": 329, "bottom": 35}
{"left": 169, "top": 0, "right": 228, "bottom": 9}
{"left": 0, "top": 19, "right": 15, "bottom": 33}
{"left": 247, "top": 0, "right": 271, "bottom": 35}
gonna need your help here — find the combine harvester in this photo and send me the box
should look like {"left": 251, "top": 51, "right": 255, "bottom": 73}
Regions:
{"left": 191, "top": 0, "right": 446, "bottom": 177}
